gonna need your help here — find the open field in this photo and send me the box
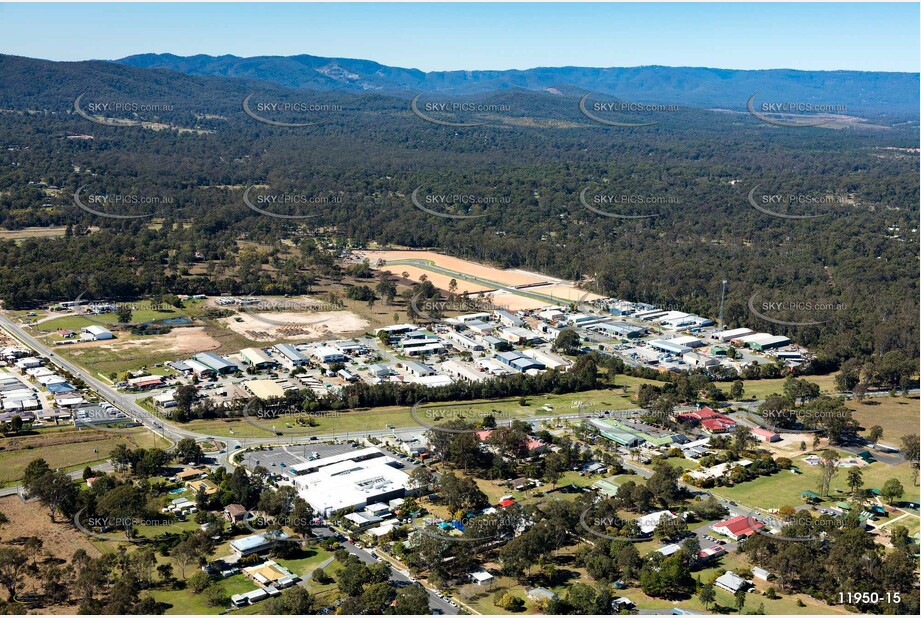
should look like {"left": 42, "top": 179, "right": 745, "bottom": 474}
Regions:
{"left": 0, "top": 495, "right": 100, "bottom": 613}
{"left": 710, "top": 455, "right": 917, "bottom": 511}
{"left": 29, "top": 299, "right": 206, "bottom": 330}
{"left": 54, "top": 326, "right": 221, "bottom": 376}
{"left": 716, "top": 373, "right": 840, "bottom": 399}
{"left": 848, "top": 395, "right": 920, "bottom": 442}
{"left": 218, "top": 307, "right": 369, "bottom": 342}
{"left": 182, "top": 387, "right": 642, "bottom": 438}
{"left": 0, "top": 426, "right": 168, "bottom": 485}
{"left": 0, "top": 226, "right": 70, "bottom": 241}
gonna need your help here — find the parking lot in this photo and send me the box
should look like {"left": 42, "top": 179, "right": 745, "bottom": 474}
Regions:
{"left": 240, "top": 441, "right": 358, "bottom": 472}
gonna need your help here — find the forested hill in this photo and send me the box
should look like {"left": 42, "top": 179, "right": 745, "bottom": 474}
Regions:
{"left": 116, "top": 53, "right": 920, "bottom": 115}
{"left": 0, "top": 54, "right": 918, "bottom": 366}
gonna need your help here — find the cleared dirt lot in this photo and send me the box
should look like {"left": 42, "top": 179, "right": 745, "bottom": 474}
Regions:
{"left": 382, "top": 265, "right": 494, "bottom": 295}
{"left": 365, "top": 249, "right": 602, "bottom": 307}
{"left": 363, "top": 249, "right": 550, "bottom": 286}
{"left": 219, "top": 310, "right": 369, "bottom": 342}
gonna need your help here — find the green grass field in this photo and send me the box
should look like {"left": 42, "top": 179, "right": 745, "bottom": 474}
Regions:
{"left": 0, "top": 426, "right": 169, "bottom": 486}
{"left": 709, "top": 457, "right": 917, "bottom": 511}
{"left": 182, "top": 388, "right": 644, "bottom": 438}
{"left": 32, "top": 299, "right": 206, "bottom": 332}
{"left": 715, "top": 373, "right": 839, "bottom": 400}
{"left": 847, "top": 395, "right": 920, "bottom": 442}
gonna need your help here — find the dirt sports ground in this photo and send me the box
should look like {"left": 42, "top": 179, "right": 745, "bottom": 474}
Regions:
{"left": 362, "top": 249, "right": 603, "bottom": 309}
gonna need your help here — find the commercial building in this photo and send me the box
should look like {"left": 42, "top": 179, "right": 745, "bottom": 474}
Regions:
{"left": 676, "top": 408, "right": 737, "bottom": 433}
{"left": 712, "top": 514, "right": 764, "bottom": 540}
{"left": 590, "top": 419, "right": 646, "bottom": 448}
{"left": 294, "top": 451, "right": 414, "bottom": 517}
{"left": 126, "top": 375, "right": 163, "bottom": 390}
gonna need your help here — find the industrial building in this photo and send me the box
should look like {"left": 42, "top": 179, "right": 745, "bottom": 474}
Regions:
{"left": 520, "top": 349, "right": 570, "bottom": 370}
{"left": 648, "top": 339, "right": 692, "bottom": 355}
{"left": 745, "top": 334, "right": 792, "bottom": 351}
{"left": 495, "top": 310, "right": 524, "bottom": 327}
{"left": 81, "top": 325, "right": 114, "bottom": 341}
{"left": 311, "top": 346, "right": 347, "bottom": 363}
{"left": 495, "top": 351, "right": 545, "bottom": 372}
{"left": 714, "top": 328, "right": 754, "bottom": 342}
{"left": 402, "top": 361, "right": 435, "bottom": 377}
{"left": 444, "top": 331, "right": 484, "bottom": 351}
{"left": 683, "top": 352, "right": 719, "bottom": 368}
{"left": 441, "top": 360, "right": 486, "bottom": 382}
{"left": 274, "top": 343, "right": 309, "bottom": 367}
{"left": 193, "top": 352, "right": 239, "bottom": 374}
{"left": 242, "top": 379, "right": 289, "bottom": 399}
{"left": 590, "top": 322, "right": 646, "bottom": 339}
{"left": 240, "top": 347, "right": 278, "bottom": 369}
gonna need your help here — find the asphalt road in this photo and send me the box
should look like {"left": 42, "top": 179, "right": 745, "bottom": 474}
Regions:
{"left": 313, "top": 526, "right": 459, "bottom": 615}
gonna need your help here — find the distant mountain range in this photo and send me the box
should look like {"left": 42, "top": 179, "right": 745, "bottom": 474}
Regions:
{"left": 117, "top": 53, "right": 920, "bottom": 115}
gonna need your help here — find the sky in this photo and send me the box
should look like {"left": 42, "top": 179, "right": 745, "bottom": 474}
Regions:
{"left": 0, "top": 2, "right": 918, "bottom": 72}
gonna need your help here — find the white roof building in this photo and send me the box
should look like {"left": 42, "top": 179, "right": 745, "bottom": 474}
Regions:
{"left": 81, "top": 325, "right": 114, "bottom": 340}
{"left": 294, "top": 454, "right": 412, "bottom": 517}
{"left": 715, "top": 327, "right": 754, "bottom": 342}
{"left": 715, "top": 571, "right": 750, "bottom": 594}
{"left": 635, "top": 510, "right": 676, "bottom": 535}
